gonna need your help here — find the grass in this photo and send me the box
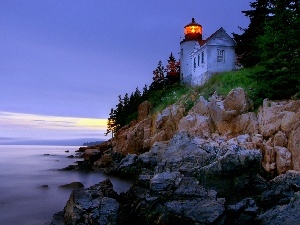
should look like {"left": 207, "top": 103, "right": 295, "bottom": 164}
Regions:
{"left": 146, "top": 67, "right": 263, "bottom": 115}
{"left": 195, "top": 67, "right": 263, "bottom": 100}
{"left": 148, "top": 83, "right": 190, "bottom": 113}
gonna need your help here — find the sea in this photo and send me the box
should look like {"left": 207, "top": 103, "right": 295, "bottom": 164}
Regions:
{"left": 0, "top": 145, "right": 132, "bottom": 225}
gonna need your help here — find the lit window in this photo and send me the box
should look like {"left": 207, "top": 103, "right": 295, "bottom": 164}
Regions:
{"left": 217, "top": 49, "right": 225, "bottom": 62}
{"left": 201, "top": 52, "right": 205, "bottom": 64}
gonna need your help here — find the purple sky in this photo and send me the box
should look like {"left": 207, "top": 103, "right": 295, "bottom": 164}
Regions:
{"left": 0, "top": 0, "right": 251, "bottom": 143}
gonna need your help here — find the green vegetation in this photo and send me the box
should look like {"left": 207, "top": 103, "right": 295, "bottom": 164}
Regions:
{"left": 234, "top": 0, "right": 300, "bottom": 101}
{"left": 194, "top": 67, "right": 264, "bottom": 107}
{"left": 148, "top": 83, "right": 189, "bottom": 113}
{"left": 105, "top": 0, "right": 300, "bottom": 136}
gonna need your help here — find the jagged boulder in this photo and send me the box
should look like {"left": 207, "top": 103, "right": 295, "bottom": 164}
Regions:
{"left": 150, "top": 104, "right": 186, "bottom": 146}
{"left": 63, "top": 179, "right": 119, "bottom": 225}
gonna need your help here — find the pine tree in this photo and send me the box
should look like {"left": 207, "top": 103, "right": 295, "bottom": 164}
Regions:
{"left": 251, "top": 0, "right": 300, "bottom": 100}
{"left": 233, "top": 0, "right": 270, "bottom": 67}
{"left": 152, "top": 60, "right": 165, "bottom": 89}
{"left": 105, "top": 108, "right": 117, "bottom": 138}
{"left": 165, "top": 52, "right": 180, "bottom": 84}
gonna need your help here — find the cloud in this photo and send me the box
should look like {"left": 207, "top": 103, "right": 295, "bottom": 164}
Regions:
{"left": 0, "top": 111, "right": 108, "bottom": 141}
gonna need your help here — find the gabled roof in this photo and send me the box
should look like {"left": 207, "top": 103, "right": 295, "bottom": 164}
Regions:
{"left": 199, "top": 27, "right": 236, "bottom": 47}
{"left": 190, "top": 27, "right": 236, "bottom": 57}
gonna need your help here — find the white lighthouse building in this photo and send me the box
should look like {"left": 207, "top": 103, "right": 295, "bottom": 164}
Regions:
{"left": 180, "top": 18, "right": 236, "bottom": 86}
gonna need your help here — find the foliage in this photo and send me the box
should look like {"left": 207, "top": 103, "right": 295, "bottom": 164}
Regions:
{"left": 148, "top": 83, "right": 189, "bottom": 113}
{"left": 151, "top": 60, "right": 165, "bottom": 90}
{"left": 194, "top": 68, "right": 263, "bottom": 108}
{"left": 165, "top": 52, "right": 180, "bottom": 85}
{"left": 106, "top": 53, "right": 182, "bottom": 136}
{"left": 151, "top": 52, "right": 180, "bottom": 90}
{"left": 249, "top": 0, "right": 300, "bottom": 100}
{"left": 105, "top": 86, "right": 149, "bottom": 137}
{"left": 235, "top": 0, "right": 300, "bottom": 100}
{"left": 233, "top": 0, "right": 270, "bottom": 67}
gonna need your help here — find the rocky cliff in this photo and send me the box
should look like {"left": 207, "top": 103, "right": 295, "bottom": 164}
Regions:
{"left": 109, "top": 87, "right": 300, "bottom": 176}
{"left": 50, "top": 88, "right": 300, "bottom": 225}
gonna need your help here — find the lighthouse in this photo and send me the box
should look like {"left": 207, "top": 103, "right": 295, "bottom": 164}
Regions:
{"left": 180, "top": 18, "right": 203, "bottom": 85}
{"left": 180, "top": 18, "right": 237, "bottom": 86}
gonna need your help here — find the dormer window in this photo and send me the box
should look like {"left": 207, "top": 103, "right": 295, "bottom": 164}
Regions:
{"left": 217, "top": 49, "right": 225, "bottom": 62}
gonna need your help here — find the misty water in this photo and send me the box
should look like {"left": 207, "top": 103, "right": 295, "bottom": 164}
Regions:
{"left": 0, "top": 145, "right": 132, "bottom": 225}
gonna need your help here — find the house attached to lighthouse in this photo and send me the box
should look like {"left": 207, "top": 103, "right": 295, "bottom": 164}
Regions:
{"left": 180, "top": 18, "right": 236, "bottom": 86}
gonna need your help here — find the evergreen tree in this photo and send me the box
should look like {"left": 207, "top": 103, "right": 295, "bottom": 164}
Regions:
{"left": 251, "top": 0, "right": 300, "bottom": 100}
{"left": 165, "top": 52, "right": 180, "bottom": 84}
{"left": 233, "top": 0, "right": 270, "bottom": 67}
{"left": 105, "top": 108, "right": 117, "bottom": 138}
{"left": 152, "top": 60, "right": 165, "bottom": 89}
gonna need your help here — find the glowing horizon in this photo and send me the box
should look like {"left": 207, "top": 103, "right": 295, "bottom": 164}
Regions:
{"left": 0, "top": 111, "right": 108, "bottom": 142}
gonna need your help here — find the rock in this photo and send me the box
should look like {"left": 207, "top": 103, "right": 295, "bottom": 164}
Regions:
{"left": 259, "top": 171, "right": 300, "bottom": 210}
{"left": 118, "top": 154, "right": 137, "bottom": 169}
{"left": 59, "top": 182, "right": 84, "bottom": 189}
{"left": 275, "top": 146, "right": 292, "bottom": 174}
{"left": 94, "top": 154, "right": 113, "bottom": 168}
{"left": 150, "top": 172, "right": 182, "bottom": 196}
{"left": 137, "top": 101, "right": 151, "bottom": 122}
{"left": 274, "top": 131, "right": 288, "bottom": 147}
{"left": 156, "top": 132, "right": 220, "bottom": 175}
{"left": 67, "top": 155, "right": 74, "bottom": 158}
{"left": 173, "top": 177, "right": 216, "bottom": 199}
{"left": 257, "top": 191, "right": 300, "bottom": 225}
{"left": 252, "top": 134, "right": 264, "bottom": 148}
{"left": 63, "top": 179, "right": 119, "bottom": 225}
{"left": 192, "top": 95, "right": 210, "bottom": 115}
{"left": 165, "top": 197, "right": 225, "bottom": 224}
{"left": 236, "top": 134, "right": 251, "bottom": 144}
{"left": 178, "top": 113, "right": 214, "bottom": 138}
{"left": 288, "top": 125, "right": 300, "bottom": 170}
{"left": 226, "top": 198, "right": 258, "bottom": 224}
{"left": 150, "top": 104, "right": 186, "bottom": 146}
{"left": 83, "top": 149, "right": 101, "bottom": 161}
{"left": 49, "top": 211, "right": 64, "bottom": 225}
{"left": 60, "top": 164, "right": 77, "bottom": 171}
{"left": 258, "top": 99, "right": 300, "bottom": 137}
{"left": 223, "top": 87, "right": 252, "bottom": 114}
{"left": 39, "top": 184, "right": 49, "bottom": 188}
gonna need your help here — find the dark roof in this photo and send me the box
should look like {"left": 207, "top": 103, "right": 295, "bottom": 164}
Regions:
{"left": 184, "top": 18, "right": 202, "bottom": 28}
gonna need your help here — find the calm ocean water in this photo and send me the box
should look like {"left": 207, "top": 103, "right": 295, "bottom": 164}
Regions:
{"left": 0, "top": 145, "right": 132, "bottom": 225}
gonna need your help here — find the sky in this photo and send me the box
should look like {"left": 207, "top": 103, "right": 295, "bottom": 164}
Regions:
{"left": 0, "top": 0, "right": 251, "bottom": 144}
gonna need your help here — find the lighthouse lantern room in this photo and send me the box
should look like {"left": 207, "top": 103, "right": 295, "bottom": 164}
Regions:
{"left": 183, "top": 18, "right": 202, "bottom": 41}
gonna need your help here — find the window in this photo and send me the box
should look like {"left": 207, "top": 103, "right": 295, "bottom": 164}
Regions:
{"left": 193, "top": 57, "right": 196, "bottom": 68}
{"left": 181, "top": 48, "right": 183, "bottom": 56}
{"left": 201, "top": 52, "right": 205, "bottom": 64}
{"left": 198, "top": 55, "right": 200, "bottom": 66}
{"left": 217, "top": 49, "right": 225, "bottom": 62}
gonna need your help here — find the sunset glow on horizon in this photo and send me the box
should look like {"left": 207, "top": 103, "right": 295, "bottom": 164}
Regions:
{"left": 0, "top": 111, "right": 108, "bottom": 143}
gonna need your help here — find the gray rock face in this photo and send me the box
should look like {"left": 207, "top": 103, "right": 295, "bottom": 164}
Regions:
{"left": 118, "top": 154, "right": 137, "bottom": 169}
{"left": 154, "top": 132, "right": 262, "bottom": 197}
{"left": 258, "top": 192, "right": 300, "bottom": 225}
{"left": 259, "top": 170, "right": 300, "bottom": 209}
{"left": 165, "top": 198, "right": 225, "bottom": 224}
{"left": 63, "top": 179, "right": 119, "bottom": 225}
{"left": 156, "top": 132, "right": 221, "bottom": 174}
{"left": 150, "top": 172, "right": 182, "bottom": 195}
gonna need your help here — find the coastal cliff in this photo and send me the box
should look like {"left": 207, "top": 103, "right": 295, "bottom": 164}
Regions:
{"left": 50, "top": 88, "right": 300, "bottom": 225}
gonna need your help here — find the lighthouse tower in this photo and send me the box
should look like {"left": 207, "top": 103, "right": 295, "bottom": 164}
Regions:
{"left": 180, "top": 18, "right": 203, "bottom": 85}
